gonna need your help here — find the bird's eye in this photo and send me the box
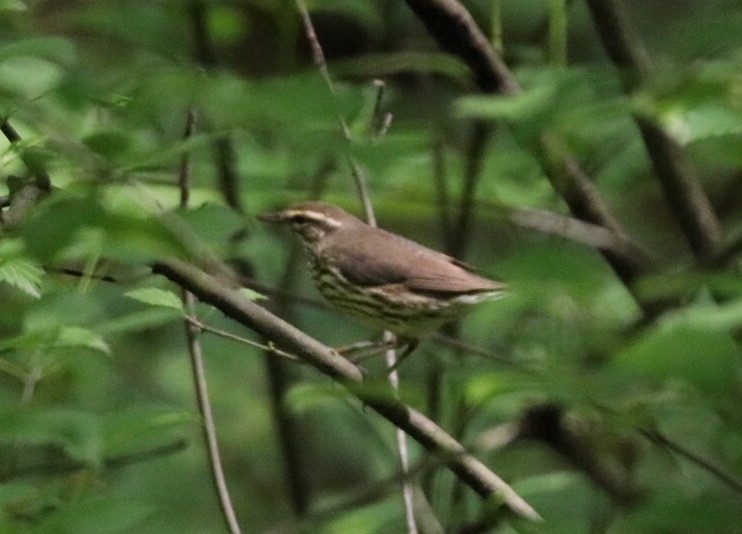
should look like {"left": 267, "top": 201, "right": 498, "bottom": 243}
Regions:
{"left": 291, "top": 215, "right": 310, "bottom": 225}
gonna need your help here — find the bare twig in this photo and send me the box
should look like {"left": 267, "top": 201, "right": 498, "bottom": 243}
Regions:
{"left": 181, "top": 294, "right": 242, "bottom": 534}
{"left": 404, "top": 0, "right": 519, "bottom": 94}
{"left": 185, "top": 316, "right": 301, "bottom": 362}
{"left": 504, "top": 204, "right": 650, "bottom": 259}
{"left": 265, "top": 245, "right": 313, "bottom": 517}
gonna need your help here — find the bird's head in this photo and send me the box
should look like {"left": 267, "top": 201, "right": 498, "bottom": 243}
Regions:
{"left": 258, "top": 201, "right": 363, "bottom": 245}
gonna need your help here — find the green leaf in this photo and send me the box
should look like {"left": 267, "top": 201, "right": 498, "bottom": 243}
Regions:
{"left": 284, "top": 383, "right": 347, "bottom": 415}
{"left": 662, "top": 299, "right": 742, "bottom": 331}
{"left": 21, "top": 190, "right": 190, "bottom": 264}
{"left": 456, "top": 79, "right": 558, "bottom": 121}
{"left": 333, "top": 52, "right": 469, "bottom": 82}
{"left": 613, "top": 322, "right": 738, "bottom": 398}
{"left": 0, "top": 408, "right": 102, "bottom": 467}
{"left": 101, "top": 406, "right": 194, "bottom": 457}
{"left": 36, "top": 498, "right": 158, "bottom": 534}
{"left": 96, "top": 308, "right": 184, "bottom": 335}
{"left": 55, "top": 326, "right": 110, "bottom": 355}
{"left": 125, "top": 288, "right": 184, "bottom": 312}
{"left": 0, "top": 240, "right": 43, "bottom": 298}
{"left": 237, "top": 287, "right": 267, "bottom": 302}
{"left": 0, "top": 37, "right": 76, "bottom": 64}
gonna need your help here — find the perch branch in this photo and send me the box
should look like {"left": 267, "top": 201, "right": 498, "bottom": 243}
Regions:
{"left": 152, "top": 259, "right": 542, "bottom": 522}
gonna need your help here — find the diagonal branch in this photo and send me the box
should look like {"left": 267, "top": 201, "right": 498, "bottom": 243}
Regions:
{"left": 152, "top": 258, "right": 543, "bottom": 522}
{"left": 405, "top": 0, "right": 519, "bottom": 94}
{"left": 585, "top": 0, "right": 723, "bottom": 262}
{"left": 0, "top": 120, "right": 51, "bottom": 191}
{"left": 402, "top": 0, "right": 651, "bottom": 300}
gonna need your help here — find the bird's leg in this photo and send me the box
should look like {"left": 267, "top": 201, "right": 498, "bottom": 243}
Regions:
{"left": 337, "top": 337, "right": 399, "bottom": 362}
{"left": 385, "top": 339, "right": 419, "bottom": 375}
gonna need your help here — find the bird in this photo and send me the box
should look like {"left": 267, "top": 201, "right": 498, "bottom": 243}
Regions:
{"left": 258, "top": 201, "right": 507, "bottom": 357}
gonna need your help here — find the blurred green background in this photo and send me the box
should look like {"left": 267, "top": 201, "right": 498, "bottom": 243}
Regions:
{"left": 0, "top": 0, "right": 740, "bottom": 532}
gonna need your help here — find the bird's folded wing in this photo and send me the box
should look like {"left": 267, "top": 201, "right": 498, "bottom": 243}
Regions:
{"left": 330, "top": 231, "right": 503, "bottom": 295}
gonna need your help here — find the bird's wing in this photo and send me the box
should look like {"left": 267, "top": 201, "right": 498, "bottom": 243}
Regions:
{"left": 329, "top": 229, "right": 504, "bottom": 295}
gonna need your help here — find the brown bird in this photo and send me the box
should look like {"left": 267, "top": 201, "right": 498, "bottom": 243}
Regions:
{"left": 259, "top": 201, "right": 506, "bottom": 354}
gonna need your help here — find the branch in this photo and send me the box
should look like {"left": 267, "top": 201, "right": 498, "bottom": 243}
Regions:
{"left": 404, "top": 0, "right": 519, "bottom": 94}
{"left": 0, "top": 119, "right": 51, "bottom": 191}
{"left": 402, "top": 0, "right": 651, "bottom": 303}
{"left": 585, "top": 0, "right": 722, "bottom": 262}
{"left": 518, "top": 404, "right": 641, "bottom": 506}
{"left": 152, "top": 259, "right": 542, "bottom": 522}
{"left": 4, "top": 439, "right": 187, "bottom": 479}
{"left": 177, "top": 106, "right": 242, "bottom": 534}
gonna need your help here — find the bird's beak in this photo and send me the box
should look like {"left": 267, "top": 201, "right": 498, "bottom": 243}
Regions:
{"left": 256, "top": 210, "right": 286, "bottom": 223}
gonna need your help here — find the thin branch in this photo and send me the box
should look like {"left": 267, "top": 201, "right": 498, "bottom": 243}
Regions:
{"left": 585, "top": 0, "right": 722, "bottom": 262}
{"left": 261, "top": 162, "right": 334, "bottom": 517}
{"left": 294, "top": 5, "right": 417, "bottom": 529}
{"left": 641, "top": 428, "right": 742, "bottom": 496}
{"left": 178, "top": 106, "right": 198, "bottom": 206}
{"left": 178, "top": 107, "right": 242, "bottom": 534}
{"left": 503, "top": 203, "right": 651, "bottom": 259}
{"left": 714, "top": 228, "right": 742, "bottom": 266}
{"left": 432, "top": 137, "right": 452, "bottom": 242}
{"left": 181, "top": 293, "right": 241, "bottom": 534}
{"left": 548, "top": 0, "right": 568, "bottom": 67}
{"left": 449, "top": 121, "right": 491, "bottom": 259}
{"left": 518, "top": 404, "right": 641, "bottom": 506}
{"left": 294, "top": 0, "right": 376, "bottom": 225}
{"left": 151, "top": 259, "right": 542, "bottom": 522}
{"left": 185, "top": 316, "right": 301, "bottom": 363}
{"left": 264, "top": 244, "right": 313, "bottom": 517}
{"left": 385, "top": 331, "right": 419, "bottom": 534}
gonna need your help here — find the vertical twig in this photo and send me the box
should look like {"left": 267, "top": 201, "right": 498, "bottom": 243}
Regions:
{"left": 441, "top": 120, "right": 491, "bottom": 514}
{"left": 431, "top": 137, "right": 452, "bottom": 249}
{"left": 188, "top": 0, "right": 244, "bottom": 214}
{"left": 490, "top": 0, "right": 504, "bottom": 54}
{"left": 548, "top": 0, "right": 568, "bottom": 67}
{"left": 263, "top": 242, "right": 313, "bottom": 517}
{"left": 294, "top": 2, "right": 418, "bottom": 531}
{"left": 178, "top": 106, "right": 242, "bottom": 534}
{"left": 450, "top": 122, "right": 491, "bottom": 259}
